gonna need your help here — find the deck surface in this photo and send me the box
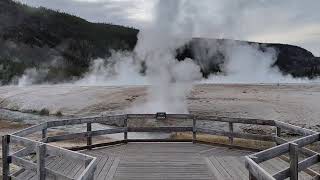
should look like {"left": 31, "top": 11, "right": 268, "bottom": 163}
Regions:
{"left": 14, "top": 142, "right": 313, "bottom": 180}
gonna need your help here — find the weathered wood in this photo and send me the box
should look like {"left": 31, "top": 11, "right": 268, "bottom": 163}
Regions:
{"left": 196, "top": 140, "right": 260, "bottom": 152}
{"left": 126, "top": 113, "right": 192, "bottom": 120}
{"left": 102, "top": 114, "right": 127, "bottom": 126}
{"left": 274, "top": 120, "right": 316, "bottom": 135}
{"left": 252, "top": 133, "right": 320, "bottom": 163}
{"left": 311, "top": 175, "right": 320, "bottom": 180}
{"left": 7, "top": 123, "right": 98, "bottom": 180}
{"left": 193, "top": 118, "right": 196, "bottom": 143}
{"left": 36, "top": 144, "right": 46, "bottom": 180}
{"left": 12, "top": 123, "right": 46, "bottom": 136}
{"left": 249, "top": 172, "right": 258, "bottom": 180}
{"left": 46, "top": 168, "right": 75, "bottom": 180}
{"left": 11, "top": 147, "right": 34, "bottom": 158}
{"left": 298, "top": 155, "right": 320, "bottom": 173}
{"left": 252, "top": 143, "right": 287, "bottom": 163}
{"left": 124, "top": 117, "right": 128, "bottom": 141}
{"left": 77, "top": 158, "right": 97, "bottom": 180}
{"left": 10, "top": 135, "right": 37, "bottom": 149}
{"left": 276, "top": 127, "right": 281, "bottom": 137}
{"left": 46, "top": 113, "right": 190, "bottom": 129}
{"left": 126, "top": 114, "right": 155, "bottom": 119}
{"left": 274, "top": 136, "right": 318, "bottom": 157}
{"left": 11, "top": 155, "right": 37, "bottom": 170}
{"left": 2, "top": 135, "right": 10, "bottom": 180}
{"left": 46, "top": 116, "right": 104, "bottom": 127}
{"left": 195, "top": 116, "right": 276, "bottom": 126}
{"left": 83, "top": 158, "right": 95, "bottom": 180}
{"left": 45, "top": 144, "right": 96, "bottom": 179}
{"left": 245, "top": 156, "right": 275, "bottom": 180}
{"left": 42, "top": 128, "right": 47, "bottom": 139}
{"left": 45, "top": 128, "right": 127, "bottom": 142}
{"left": 128, "top": 126, "right": 193, "bottom": 132}
{"left": 166, "top": 114, "right": 193, "bottom": 119}
{"left": 197, "top": 128, "right": 274, "bottom": 142}
{"left": 105, "top": 157, "right": 120, "bottom": 180}
{"left": 127, "top": 139, "right": 192, "bottom": 143}
{"left": 274, "top": 135, "right": 320, "bottom": 178}
{"left": 68, "top": 140, "right": 127, "bottom": 151}
{"left": 46, "top": 144, "right": 93, "bottom": 162}
{"left": 87, "top": 123, "right": 92, "bottom": 150}
{"left": 9, "top": 175, "right": 21, "bottom": 180}
{"left": 7, "top": 113, "right": 320, "bottom": 180}
{"left": 273, "top": 154, "right": 320, "bottom": 179}
{"left": 290, "top": 133, "right": 319, "bottom": 147}
{"left": 229, "top": 122, "right": 234, "bottom": 145}
{"left": 289, "top": 143, "right": 298, "bottom": 180}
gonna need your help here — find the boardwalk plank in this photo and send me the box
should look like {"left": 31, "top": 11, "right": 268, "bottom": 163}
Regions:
{"left": 15, "top": 142, "right": 286, "bottom": 180}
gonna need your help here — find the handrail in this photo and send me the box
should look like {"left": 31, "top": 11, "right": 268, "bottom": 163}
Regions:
{"left": 3, "top": 134, "right": 96, "bottom": 180}
{"left": 2, "top": 113, "right": 319, "bottom": 180}
{"left": 246, "top": 132, "right": 320, "bottom": 180}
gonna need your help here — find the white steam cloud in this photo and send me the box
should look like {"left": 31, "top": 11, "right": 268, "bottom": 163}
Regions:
{"left": 8, "top": 0, "right": 320, "bottom": 114}
{"left": 75, "top": 51, "right": 147, "bottom": 86}
{"left": 129, "top": 0, "right": 202, "bottom": 113}
{"left": 17, "top": 68, "right": 48, "bottom": 87}
{"left": 76, "top": 0, "right": 203, "bottom": 113}
{"left": 201, "top": 42, "right": 311, "bottom": 84}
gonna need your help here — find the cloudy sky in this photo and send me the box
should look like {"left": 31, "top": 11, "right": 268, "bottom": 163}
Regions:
{"left": 17, "top": 0, "right": 320, "bottom": 56}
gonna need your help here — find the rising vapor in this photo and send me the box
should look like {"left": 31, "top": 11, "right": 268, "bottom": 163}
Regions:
{"left": 13, "top": 0, "right": 319, "bottom": 114}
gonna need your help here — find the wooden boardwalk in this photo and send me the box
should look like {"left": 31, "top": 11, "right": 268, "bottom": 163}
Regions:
{"left": 13, "top": 142, "right": 313, "bottom": 180}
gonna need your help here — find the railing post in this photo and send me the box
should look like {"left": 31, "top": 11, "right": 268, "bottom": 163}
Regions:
{"left": 42, "top": 128, "right": 47, "bottom": 139}
{"left": 229, "top": 122, "right": 234, "bottom": 145}
{"left": 192, "top": 117, "right": 196, "bottom": 143}
{"left": 124, "top": 115, "right": 128, "bottom": 142}
{"left": 248, "top": 156, "right": 258, "bottom": 180}
{"left": 289, "top": 143, "right": 298, "bottom": 180}
{"left": 2, "top": 135, "right": 10, "bottom": 180}
{"left": 87, "top": 123, "right": 92, "bottom": 150}
{"left": 276, "top": 127, "right": 281, "bottom": 137}
{"left": 36, "top": 143, "right": 46, "bottom": 180}
{"left": 249, "top": 172, "right": 257, "bottom": 180}
{"left": 85, "top": 159, "right": 94, "bottom": 180}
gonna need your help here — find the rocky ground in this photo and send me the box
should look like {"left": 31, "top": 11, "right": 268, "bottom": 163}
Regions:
{"left": 0, "top": 84, "right": 319, "bottom": 131}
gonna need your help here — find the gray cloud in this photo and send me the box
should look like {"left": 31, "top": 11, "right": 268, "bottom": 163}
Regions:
{"left": 17, "top": 0, "right": 154, "bottom": 28}
{"left": 15, "top": 0, "right": 320, "bottom": 56}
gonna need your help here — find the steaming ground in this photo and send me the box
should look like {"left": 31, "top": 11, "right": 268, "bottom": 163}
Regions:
{"left": 0, "top": 84, "right": 319, "bottom": 131}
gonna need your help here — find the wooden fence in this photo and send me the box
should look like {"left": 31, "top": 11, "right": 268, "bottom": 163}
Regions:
{"left": 2, "top": 134, "right": 97, "bottom": 180}
{"left": 245, "top": 121, "right": 320, "bottom": 180}
{"left": 2, "top": 113, "right": 319, "bottom": 180}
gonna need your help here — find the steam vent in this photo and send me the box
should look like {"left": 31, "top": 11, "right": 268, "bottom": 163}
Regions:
{"left": 2, "top": 113, "right": 320, "bottom": 180}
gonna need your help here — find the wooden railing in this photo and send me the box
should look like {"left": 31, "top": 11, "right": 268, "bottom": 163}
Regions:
{"left": 2, "top": 113, "right": 319, "bottom": 180}
{"left": 245, "top": 121, "right": 320, "bottom": 180}
{"left": 2, "top": 134, "right": 97, "bottom": 180}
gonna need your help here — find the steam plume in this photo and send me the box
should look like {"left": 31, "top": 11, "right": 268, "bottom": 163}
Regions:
{"left": 130, "top": 0, "right": 202, "bottom": 113}
{"left": 17, "top": 68, "right": 48, "bottom": 87}
{"left": 75, "top": 51, "right": 147, "bottom": 86}
{"left": 201, "top": 41, "right": 311, "bottom": 84}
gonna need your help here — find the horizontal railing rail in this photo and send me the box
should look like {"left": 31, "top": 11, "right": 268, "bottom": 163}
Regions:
{"left": 2, "top": 134, "right": 97, "bottom": 180}
{"left": 2, "top": 113, "right": 319, "bottom": 180}
{"left": 197, "top": 127, "right": 275, "bottom": 142}
{"left": 195, "top": 115, "right": 276, "bottom": 126}
{"left": 246, "top": 131, "right": 320, "bottom": 180}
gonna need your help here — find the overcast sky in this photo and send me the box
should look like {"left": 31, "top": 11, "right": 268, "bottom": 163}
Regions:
{"left": 17, "top": 0, "right": 320, "bottom": 56}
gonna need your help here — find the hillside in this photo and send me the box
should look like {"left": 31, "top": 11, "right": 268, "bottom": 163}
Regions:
{"left": 0, "top": 0, "right": 138, "bottom": 84}
{"left": 178, "top": 38, "right": 320, "bottom": 78}
{"left": 0, "top": 0, "right": 319, "bottom": 85}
